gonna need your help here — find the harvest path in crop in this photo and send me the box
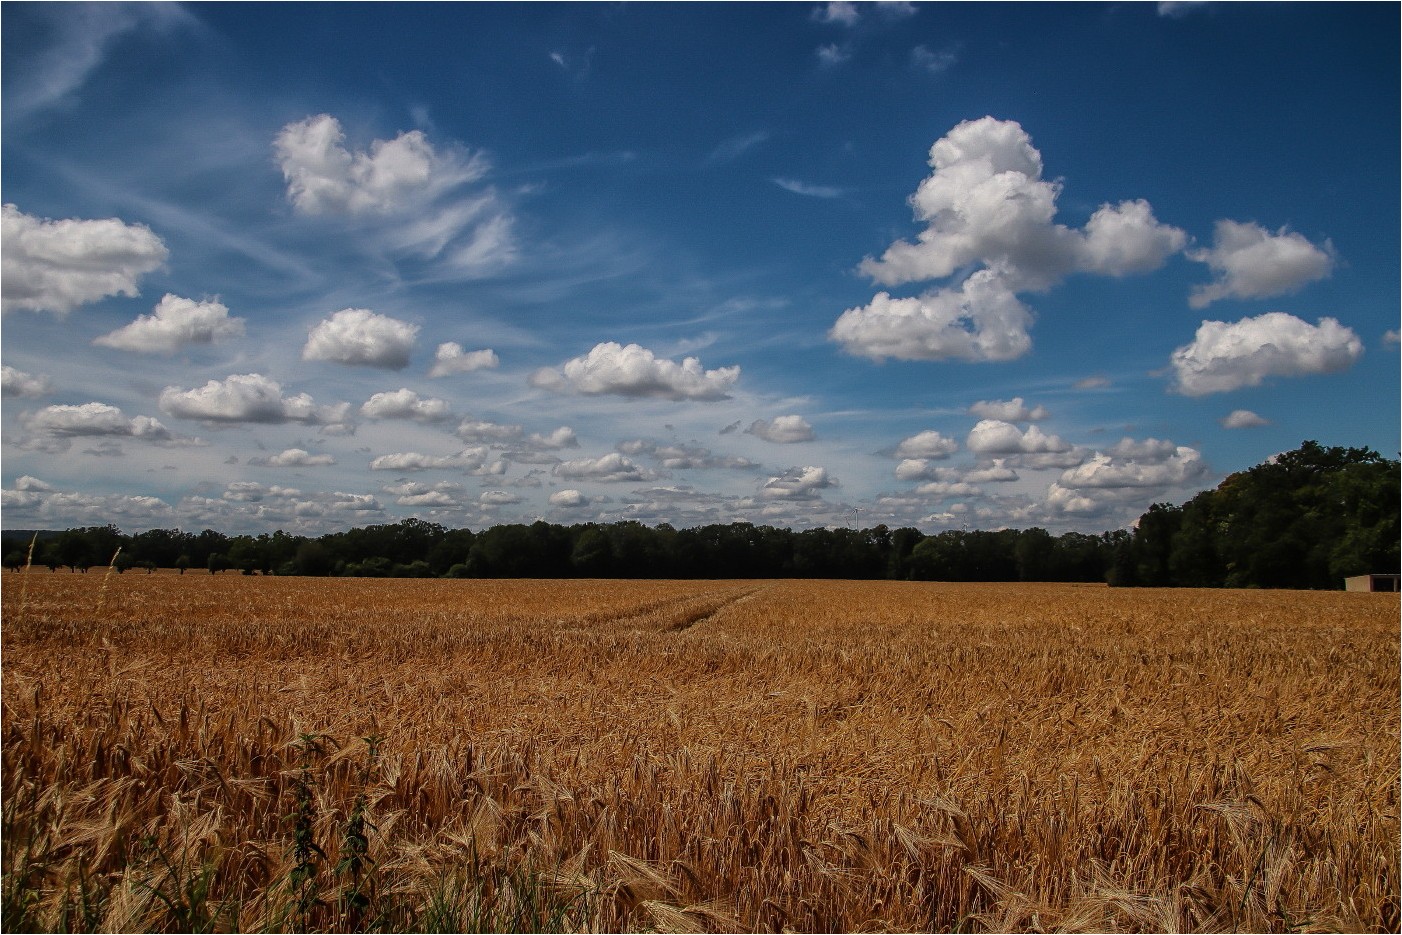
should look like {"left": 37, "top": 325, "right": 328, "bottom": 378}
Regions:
{"left": 4, "top": 575, "right": 1397, "bottom": 932}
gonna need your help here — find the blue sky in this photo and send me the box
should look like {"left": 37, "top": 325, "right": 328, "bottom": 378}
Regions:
{"left": 3, "top": 2, "right": 1397, "bottom": 536}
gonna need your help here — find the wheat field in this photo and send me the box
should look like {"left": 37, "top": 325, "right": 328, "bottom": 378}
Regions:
{"left": 2, "top": 571, "right": 1397, "bottom": 932}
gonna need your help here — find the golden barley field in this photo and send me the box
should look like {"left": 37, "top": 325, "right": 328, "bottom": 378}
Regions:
{"left": 2, "top": 571, "right": 1398, "bottom": 933}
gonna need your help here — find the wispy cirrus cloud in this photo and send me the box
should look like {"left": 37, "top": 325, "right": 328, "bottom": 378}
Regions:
{"left": 3, "top": 2, "right": 195, "bottom": 122}
{"left": 773, "top": 178, "right": 844, "bottom": 199}
{"left": 709, "top": 131, "right": 769, "bottom": 163}
{"left": 274, "top": 113, "right": 517, "bottom": 277}
{"left": 910, "top": 45, "right": 957, "bottom": 74}
{"left": 275, "top": 113, "right": 486, "bottom": 216}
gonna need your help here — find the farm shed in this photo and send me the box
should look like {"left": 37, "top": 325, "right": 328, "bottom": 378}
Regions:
{"left": 1344, "top": 574, "right": 1401, "bottom": 592}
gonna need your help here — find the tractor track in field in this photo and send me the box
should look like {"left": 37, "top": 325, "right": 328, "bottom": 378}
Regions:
{"left": 577, "top": 584, "right": 769, "bottom": 633}
{"left": 660, "top": 584, "right": 770, "bottom": 633}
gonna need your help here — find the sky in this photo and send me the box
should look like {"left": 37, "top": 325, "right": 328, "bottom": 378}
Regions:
{"left": 2, "top": 1, "right": 1397, "bottom": 537}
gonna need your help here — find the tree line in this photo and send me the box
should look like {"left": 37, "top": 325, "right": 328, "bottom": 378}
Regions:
{"left": 4, "top": 442, "right": 1395, "bottom": 588}
{"left": 1107, "top": 440, "right": 1397, "bottom": 588}
{"left": 0, "top": 518, "right": 1119, "bottom": 583}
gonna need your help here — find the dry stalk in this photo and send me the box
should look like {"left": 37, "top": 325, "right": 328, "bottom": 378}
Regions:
{"left": 1, "top": 577, "right": 1396, "bottom": 932}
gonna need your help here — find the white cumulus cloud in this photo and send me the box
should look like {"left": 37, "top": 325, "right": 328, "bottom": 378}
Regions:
{"left": 427, "top": 342, "right": 498, "bottom": 378}
{"left": 489, "top": 425, "right": 580, "bottom": 464}
{"left": 895, "top": 458, "right": 938, "bottom": 481}
{"left": 159, "top": 373, "right": 350, "bottom": 426}
{"left": 549, "top": 489, "right": 590, "bottom": 508}
{"left": 759, "top": 466, "right": 835, "bottom": 500}
{"left": 836, "top": 118, "right": 1184, "bottom": 363}
{"left": 1057, "top": 446, "right": 1207, "bottom": 490}
{"left": 1078, "top": 200, "right": 1188, "bottom": 278}
{"left": 1046, "top": 483, "right": 1099, "bottom": 514}
{"left": 2, "top": 204, "right": 168, "bottom": 315}
{"left": 893, "top": 430, "right": 959, "bottom": 459}
{"left": 553, "top": 452, "right": 658, "bottom": 483}
{"left": 303, "top": 308, "right": 419, "bottom": 369}
{"left": 455, "top": 419, "right": 524, "bottom": 443}
{"left": 93, "top": 294, "right": 245, "bottom": 353}
{"left": 2, "top": 365, "right": 51, "bottom": 398}
{"left": 747, "top": 415, "right": 815, "bottom": 443}
{"left": 274, "top": 114, "right": 514, "bottom": 276}
{"left": 3, "top": 487, "right": 177, "bottom": 526}
{"left": 857, "top": 117, "right": 1184, "bottom": 291}
{"left": 963, "top": 460, "right": 1020, "bottom": 483}
{"left": 382, "top": 481, "right": 463, "bottom": 507}
{"left": 1221, "top": 409, "right": 1270, "bottom": 429}
{"left": 1107, "top": 437, "right": 1179, "bottom": 462}
{"left": 360, "top": 388, "right": 453, "bottom": 423}
{"left": 23, "top": 402, "right": 170, "bottom": 439}
{"left": 619, "top": 439, "right": 756, "bottom": 471}
{"left": 915, "top": 480, "right": 981, "bottom": 498}
{"left": 967, "top": 419, "right": 1071, "bottom": 455}
{"left": 830, "top": 269, "right": 1034, "bottom": 362}
{"left": 249, "top": 448, "right": 336, "bottom": 467}
{"left": 812, "top": 2, "right": 860, "bottom": 25}
{"left": 899, "top": 458, "right": 1021, "bottom": 484}
{"left": 396, "top": 490, "right": 460, "bottom": 507}
{"left": 274, "top": 113, "right": 484, "bottom": 216}
{"left": 530, "top": 342, "right": 740, "bottom": 401}
{"left": 369, "top": 447, "right": 504, "bottom": 474}
{"left": 969, "top": 397, "right": 1048, "bottom": 422}
{"left": 1170, "top": 312, "right": 1362, "bottom": 396}
{"left": 1188, "top": 220, "right": 1334, "bottom": 308}
{"left": 528, "top": 426, "right": 579, "bottom": 449}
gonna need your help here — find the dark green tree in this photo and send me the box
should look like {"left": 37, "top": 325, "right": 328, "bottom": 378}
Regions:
{"left": 570, "top": 526, "right": 614, "bottom": 576}
{"left": 1119, "top": 441, "right": 1399, "bottom": 589}
{"left": 1014, "top": 528, "right": 1055, "bottom": 582}
{"left": 1131, "top": 503, "right": 1182, "bottom": 587}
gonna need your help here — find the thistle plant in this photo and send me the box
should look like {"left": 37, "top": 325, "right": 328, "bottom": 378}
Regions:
{"left": 335, "top": 734, "right": 382, "bottom": 929}
{"left": 288, "top": 734, "right": 327, "bottom": 932}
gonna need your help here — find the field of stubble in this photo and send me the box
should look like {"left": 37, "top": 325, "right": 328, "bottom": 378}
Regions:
{"left": 2, "top": 572, "right": 1397, "bottom": 933}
